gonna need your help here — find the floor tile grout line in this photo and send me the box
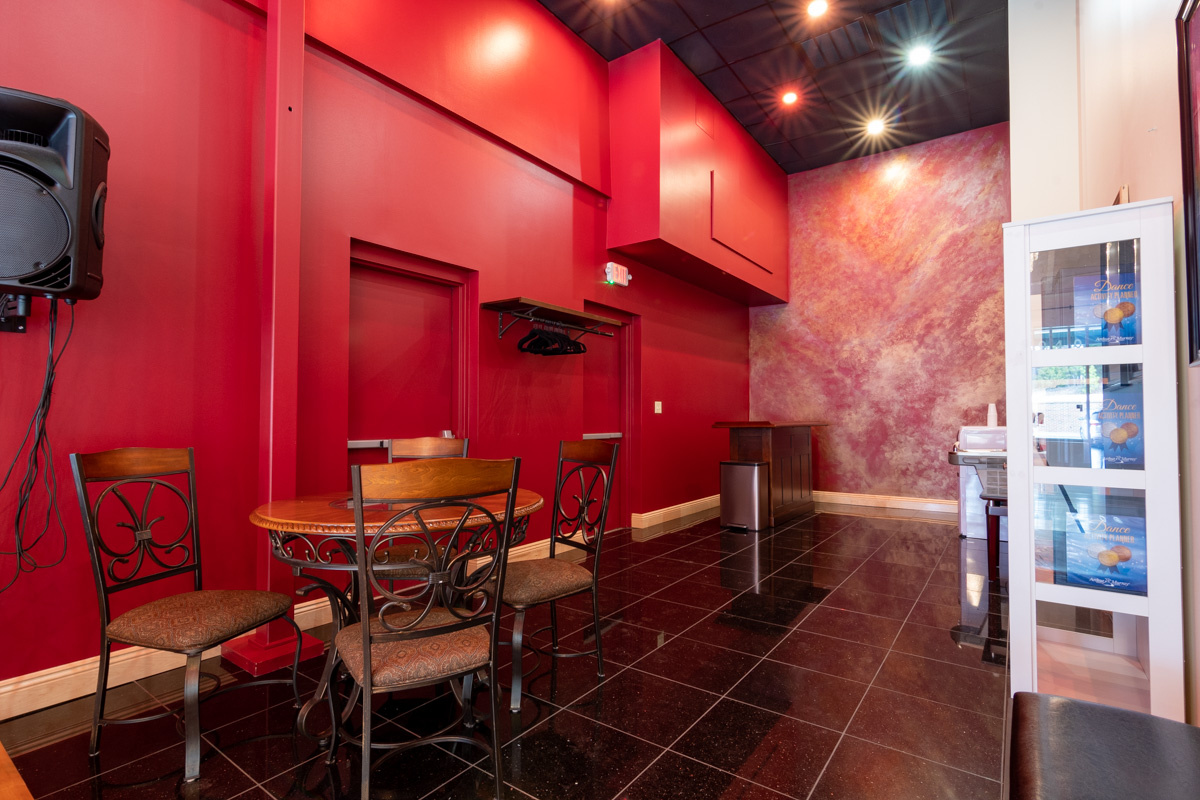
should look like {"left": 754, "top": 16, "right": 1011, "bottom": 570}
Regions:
{"left": 860, "top": 679, "right": 1009, "bottom": 721}
{"left": 231, "top": 684, "right": 480, "bottom": 790}
{"left": 614, "top": 604, "right": 868, "bottom": 743}
{"left": 602, "top": 544, "right": 746, "bottom": 591}
{"left": 662, "top": 748, "right": 812, "bottom": 800}
{"left": 620, "top": 625, "right": 758, "bottom": 667}
{"left": 802, "top": 531, "right": 1000, "bottom": 798}
{"left": 664, "top": 687, "right": 848, "bottom": 739}
{"left": 498, "top": 660, "right": 631, "bottom": 749}
{"left": 564, "top": 528, "right": 843, "bottom": 800}
{"left": 838, "top": 731, "right": 1005, "bottom": 785}
{"left": 413, "top": 755, "right": 496, "bottom": 800}
{"left": 23, "top": 673, "right": 319, "bottom": 798}
{"left": 602, "top": 640, "right": 760, "bottom": 800}
{"left": 604, "top": 525, "right": 870, "bottom": 800}
{"left": 598, "top": 532, "right": 735, "bottom": 577}
{"left": 860, "top": 650, "right": 1009, "bottom": 721}
{"left": 608, "top": 748, "right": 671, "bottom": 800}
{"left": 207, "top": 723, "right": 339, "bottom": 792}
{"left": 25, "top": 723, "right": 186, "bottom": 797}
{"left": 6, "top": 677, "right": 176, "bottom": 761}
{"left": 336, "top": 710, "right": 494, "bottom": 792}
{"left": 800, "top": 529, "right": 934, "bottom": 800}
{"left": 200, "top": 743, "right": 265, "bottom": 797}
{"left": 257, "top": 750, "right": 330, "bottom": 797}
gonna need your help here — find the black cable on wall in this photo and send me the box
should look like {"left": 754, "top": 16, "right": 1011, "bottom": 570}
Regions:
{"left": 0, "top": 298, "right": 74, "bottom": 593}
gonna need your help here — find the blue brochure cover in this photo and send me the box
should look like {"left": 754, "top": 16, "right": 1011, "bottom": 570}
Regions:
{"left": 1064, "top": 512, "right": 1147, "bottom": 595}
{"left": 1072, "top": 274, "right": 1140, "bottom": 346}
{"left": 1097, "top": 380, "right": 1144, "bottom": 469}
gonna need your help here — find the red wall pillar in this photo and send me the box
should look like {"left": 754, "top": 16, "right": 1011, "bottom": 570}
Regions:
{"left": 225, "top": 0, "right": 322, "bottom": 673}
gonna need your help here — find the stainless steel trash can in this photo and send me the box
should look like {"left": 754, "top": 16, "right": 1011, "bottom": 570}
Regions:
{"left": 720, "top": 461, "right": 768, "bottom": 531}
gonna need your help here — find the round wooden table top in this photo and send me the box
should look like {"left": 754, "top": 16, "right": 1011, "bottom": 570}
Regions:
{"left": 249, "top": 490, "right": 544, "bottom": 536}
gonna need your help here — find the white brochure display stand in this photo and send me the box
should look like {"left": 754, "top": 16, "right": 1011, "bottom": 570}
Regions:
{"left": 1003, "top": 198, "right": 1184, "bottom": 720}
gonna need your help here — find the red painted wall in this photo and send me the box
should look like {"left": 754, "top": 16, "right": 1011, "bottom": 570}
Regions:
{"left": 608, "top": 42, "right": 789, "bottom": 306}
{"left": 0, "top": 0, "right": 749, "bottom": 682}
{"left": 347, "top": 265, "right": 455, "bottom": 441}
{"left": 750, "top": 124, "right": 1011, "bottom": 500}
{"left": 305, "top": 0, "right": 610, "bottom": 194}
{"left": 295, "top": 44, "right": 747, "bottom": 544}
{"left": 0, "top": 0, "right": 267, "bottom": 679}
{"left": 613, "top": 264, "right": 748, "bottom": 511}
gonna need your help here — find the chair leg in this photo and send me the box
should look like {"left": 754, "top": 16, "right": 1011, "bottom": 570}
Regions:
{"left": 325, "top": 664, "right": 341, "bottom": 764}
{"left": 183, "top": 654, "right": 202, "bottom": 783}
{"left": 461, "top": 672, "right": 476, "bottom": 729}
{"left": 90, "top": 641, "right": 111, "bottom": 756}
{"left": 509, "top": 609, "right": 526, "bottom": 713}
{"left": 591, "top": 588, "right": 605, "bottom": 680}
{"left": 488, "top": 664, "right": 504, "bottom": 800}
{"left": 360, "top": 687, "right": 372, "bottom": 800}
{"left": 283, "top": 615, "right": 303, "bottom": 708}
{"left": 549, "top": 601, "right": 559, "bottom": 652}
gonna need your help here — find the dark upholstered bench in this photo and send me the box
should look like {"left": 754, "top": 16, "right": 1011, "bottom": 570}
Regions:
{"left": 1010, "top": 692, "right": 1200, "bottom": 799}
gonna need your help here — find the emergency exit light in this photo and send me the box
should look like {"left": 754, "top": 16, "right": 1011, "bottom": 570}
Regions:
{"left": 605, "top": 262, "right": 631, "bottom": 286}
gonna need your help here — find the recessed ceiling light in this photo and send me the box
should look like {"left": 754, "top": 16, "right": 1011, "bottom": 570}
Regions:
{"left": 782, "top": 91, "right": 799, "bottom": 105}
{"left": 866, "top": 119, "right": 885, "bottom": 135}
{"left": 807, "top": 1, "right": 829, "bottom": 17}
{"left": 908, "top": 45, "right": 932, "bottom": 66}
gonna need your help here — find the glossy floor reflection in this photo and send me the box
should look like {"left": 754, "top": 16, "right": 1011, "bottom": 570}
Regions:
{"left": 2, "top": 512, "right": 1009, "bottom": 799}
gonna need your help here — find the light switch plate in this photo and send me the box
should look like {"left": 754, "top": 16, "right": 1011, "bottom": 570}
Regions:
{"left": 654, "top": 401, "right": 662, "bottom": 414}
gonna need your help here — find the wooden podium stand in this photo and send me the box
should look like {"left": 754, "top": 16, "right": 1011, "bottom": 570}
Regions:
{"left": 714, "top": 421, "right": 826, "bottom": 527}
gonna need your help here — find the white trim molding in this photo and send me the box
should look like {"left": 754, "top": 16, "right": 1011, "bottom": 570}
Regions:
{"left": 0, "top": 598, "right": 328, "bottom": 723}
{"left": 630, "top": 494, "right": 720, "bottom": 529}
{"left": 813, "top": 490, "right": 957, "bottom": 516}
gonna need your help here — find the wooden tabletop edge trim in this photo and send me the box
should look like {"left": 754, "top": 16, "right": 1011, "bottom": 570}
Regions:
{"left": 249, "top": 494, "right": 544, "bottom": 533}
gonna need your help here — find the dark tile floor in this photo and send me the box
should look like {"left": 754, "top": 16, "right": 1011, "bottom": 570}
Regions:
{"left": 2, "top": 512, "right": 1009, "bottom": 800}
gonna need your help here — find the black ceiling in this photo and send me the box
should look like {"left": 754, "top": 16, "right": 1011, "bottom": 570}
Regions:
{"left": 537, "top": 0, "right": 1008, "bottom": 172}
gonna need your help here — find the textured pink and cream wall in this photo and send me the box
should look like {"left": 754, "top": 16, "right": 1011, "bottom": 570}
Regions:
{"left": 751, "top": 123, "right": 1011, "bottom": 501}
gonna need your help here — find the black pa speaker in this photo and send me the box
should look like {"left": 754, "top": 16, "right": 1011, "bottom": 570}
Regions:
{"left": 0, "top": 86, "right": 109, "bottom": 300}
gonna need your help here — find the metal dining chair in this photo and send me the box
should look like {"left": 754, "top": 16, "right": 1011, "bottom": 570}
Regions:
{"left": 377, "top": 436, "right": 470, "bottom": 580}
{"left": 502, "top": 439, "right": 618, "bottom": 712}
{"left": 70, "top": 447, "right": 302, "bottom": 784}
{"left": 328, "top": 456, "right": 521, "bottom": 800}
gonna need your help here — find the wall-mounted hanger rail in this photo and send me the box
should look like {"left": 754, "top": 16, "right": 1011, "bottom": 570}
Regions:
{"left": 480, "top": 297, "right": 619, "bottom": 340}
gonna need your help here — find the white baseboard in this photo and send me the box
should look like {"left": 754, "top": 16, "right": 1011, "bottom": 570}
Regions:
{"left": 627, "top": 491, "right": 953, "bottom": 531}
{"left": 813, "top": 490, "right": 957, "bottom": 516}
{"left": 508, "top": 537, "right": 553, "bottom": 561}
{"left": 0, "top": 535, "right": 561, "bottom": 723}
{"left": 630, "top": 494, "right": 720, "bottom": 529}
{"left": 0, "top": 597, "right": 330, "bottom": 723}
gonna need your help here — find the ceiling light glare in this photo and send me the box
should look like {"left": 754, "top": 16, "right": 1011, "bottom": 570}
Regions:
{"left": 866, "top": 119, "right": 885, "bottom": 135}
{"left": 908, "top": 45, "right": 932, "bottom": 66}
{"left": 807, "top": 1, "right": 829, "bottom": 17}
{"left": 782, "top": 91, "right": 799, "bottom": 105}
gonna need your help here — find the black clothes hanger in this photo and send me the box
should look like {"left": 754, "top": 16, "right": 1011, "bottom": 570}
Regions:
{"left": 515, "top": 322, "right": 587, "bottom": 355}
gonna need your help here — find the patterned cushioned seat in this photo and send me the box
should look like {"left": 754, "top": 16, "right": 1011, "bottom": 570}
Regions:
{"left": 334, "top": 607, "right": 490, "bottom": 690}
{"left": 106, "top": 589, "right": 292, "bottom": 654}
{"left": 502, "top": 558, "right": 593, "bottom": 608}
